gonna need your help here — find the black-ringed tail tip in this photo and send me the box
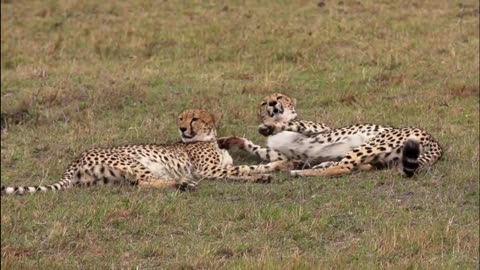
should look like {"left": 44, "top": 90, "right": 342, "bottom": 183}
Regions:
{"left": 402, "top": 139, "right": 421, "bottom": 177}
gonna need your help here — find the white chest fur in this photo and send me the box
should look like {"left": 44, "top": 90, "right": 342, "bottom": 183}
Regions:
{"left": 267, "top": 131, "right": 308, "bottom": 158}
{"left": 266, "top": 131, "right": 375, "bottom": 163}
{"left": 219, "top": 149, "right": 234, "bottom": 167}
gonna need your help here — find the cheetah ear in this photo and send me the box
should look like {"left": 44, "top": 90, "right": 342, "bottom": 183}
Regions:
{"left": 291, "top": 97, "right": 297, "bottom": 106}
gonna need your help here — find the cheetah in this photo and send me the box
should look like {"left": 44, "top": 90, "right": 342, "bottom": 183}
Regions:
{"left": 218, "top": 93, "right": 443, "bottom": 177}
{"left": 1, "top": 109, "right": 293, "bottom": 196}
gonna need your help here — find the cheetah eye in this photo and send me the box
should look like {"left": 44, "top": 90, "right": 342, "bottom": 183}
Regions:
{"left": 260, "top": 102, "right": 267, "bottom": 106}
{"left": 179, "top": 117, "right": 183, "bottom": 121}
{"left": 276, "top": 96, "right": 283, "bottom": 100}
{"left": 192, "top": 117, "right": 199, "bottom": 121}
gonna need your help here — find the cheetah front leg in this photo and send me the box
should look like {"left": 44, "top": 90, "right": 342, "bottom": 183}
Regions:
{"left": 222, "top": 173, "right": 273, "bottom": 183}
{"left": 195, "top": 165, "right": 274, "bottom": 183}
{"left": 217, "top": 136, "right": 289, "bottom": 162}
{"left": 258, "top": 120, "right": 330, "bottom": 137}
{"left": 235, "top": 160, "right": 295, "bottom": 173}
{"left": 138, "top": 179, "right": 198, "bottom": 191}
{"left": 222, "top": 160, "right": 296, "bottom": 182}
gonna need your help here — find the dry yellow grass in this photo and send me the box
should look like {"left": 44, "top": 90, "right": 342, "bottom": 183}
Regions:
{"left": 1, "top": 0, "right": 479, "bottom": 268}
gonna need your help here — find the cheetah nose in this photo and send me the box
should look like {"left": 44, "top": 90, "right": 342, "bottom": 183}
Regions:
{"left": 268, "top": 101, "right": 277, "bottom": 106}
{"left": 179, "top": 127, "right": 187, "bottom": 133}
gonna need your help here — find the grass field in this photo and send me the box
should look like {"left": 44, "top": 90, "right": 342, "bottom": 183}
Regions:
{"left": 1, "top": 0, "right": 479, "bottom": 269}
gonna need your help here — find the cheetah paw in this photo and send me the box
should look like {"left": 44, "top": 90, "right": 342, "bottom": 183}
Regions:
{"left": 175, "top": 180, "right": 198, "bottom": 192}
{"left": 312, "top": 161, "right": 336, "bottom": 170}
{"left": 217, "top": 137, "right": 246, "bottom": 150}
{"left": 258, "top": 124, "right": 276, "bottom": 136}
{"left": 272, "top": 160, "right": 300, "bottom": 172}
{"left": 290, "top": 170, "right": 301, "bottom": 178}
{"left": 253, "top": 174, "right": 272, "bottom": 183}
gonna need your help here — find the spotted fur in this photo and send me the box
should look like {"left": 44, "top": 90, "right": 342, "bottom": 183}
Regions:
{"left": 2, "top": 109, "right": 292, "bottom": 196}
{"left": 219, "top": 93, "right": 442, "bottom": 177}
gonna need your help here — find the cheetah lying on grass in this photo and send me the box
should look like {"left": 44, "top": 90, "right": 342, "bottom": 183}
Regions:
{"left": 219, "top": 93, "right": 442, "bottom": 177}
{"left": 2, "top": 109, "right": 293, "bottom": 195}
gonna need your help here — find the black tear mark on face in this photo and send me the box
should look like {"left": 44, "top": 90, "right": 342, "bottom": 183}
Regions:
{"left": 187, "top": 119, "right": 197, "bottom": 138}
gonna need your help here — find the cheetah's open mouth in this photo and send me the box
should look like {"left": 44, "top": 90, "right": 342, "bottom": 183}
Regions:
{"left": 268, "top": 105, "right": 284, "bottom": 117}
{"left": 272, "top": 107, "right": 283, "bottom": 114}
{"left": 181, "top": 134, "right": 194, "bottom": 139}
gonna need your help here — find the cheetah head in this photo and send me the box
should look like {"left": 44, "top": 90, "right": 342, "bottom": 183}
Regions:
{"left": 177, "top": 109, "right": 217, "bottom": 143}
{"left": 258, "top": 93, "right": 297, "bottom": 123}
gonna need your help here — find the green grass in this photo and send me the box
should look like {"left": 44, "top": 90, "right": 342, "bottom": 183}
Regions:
{"left": 1, "top": 0, "right": 479, "bottom": 269}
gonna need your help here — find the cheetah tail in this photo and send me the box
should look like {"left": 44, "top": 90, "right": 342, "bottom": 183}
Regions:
{"left": 1, "top": 178, "right": 72, "bottom": 196}
{"left": 402, "top": 139, "right": 420, "bottom": 177}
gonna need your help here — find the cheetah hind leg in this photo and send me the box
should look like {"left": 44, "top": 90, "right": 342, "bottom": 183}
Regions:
{"left": 290, "top": 164, "right": 372, "bottom": 177}
{"left": 311, "top": 161, "right": 337, "bottom": 170}
{"left": 290, "top": 165, "right": 352, "bottom": 177}
{"left": 99, "top": 154, "right": 198, "bottom": 192}
{"left": 312, "top": 161, "right": 372, "bottom": 172}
